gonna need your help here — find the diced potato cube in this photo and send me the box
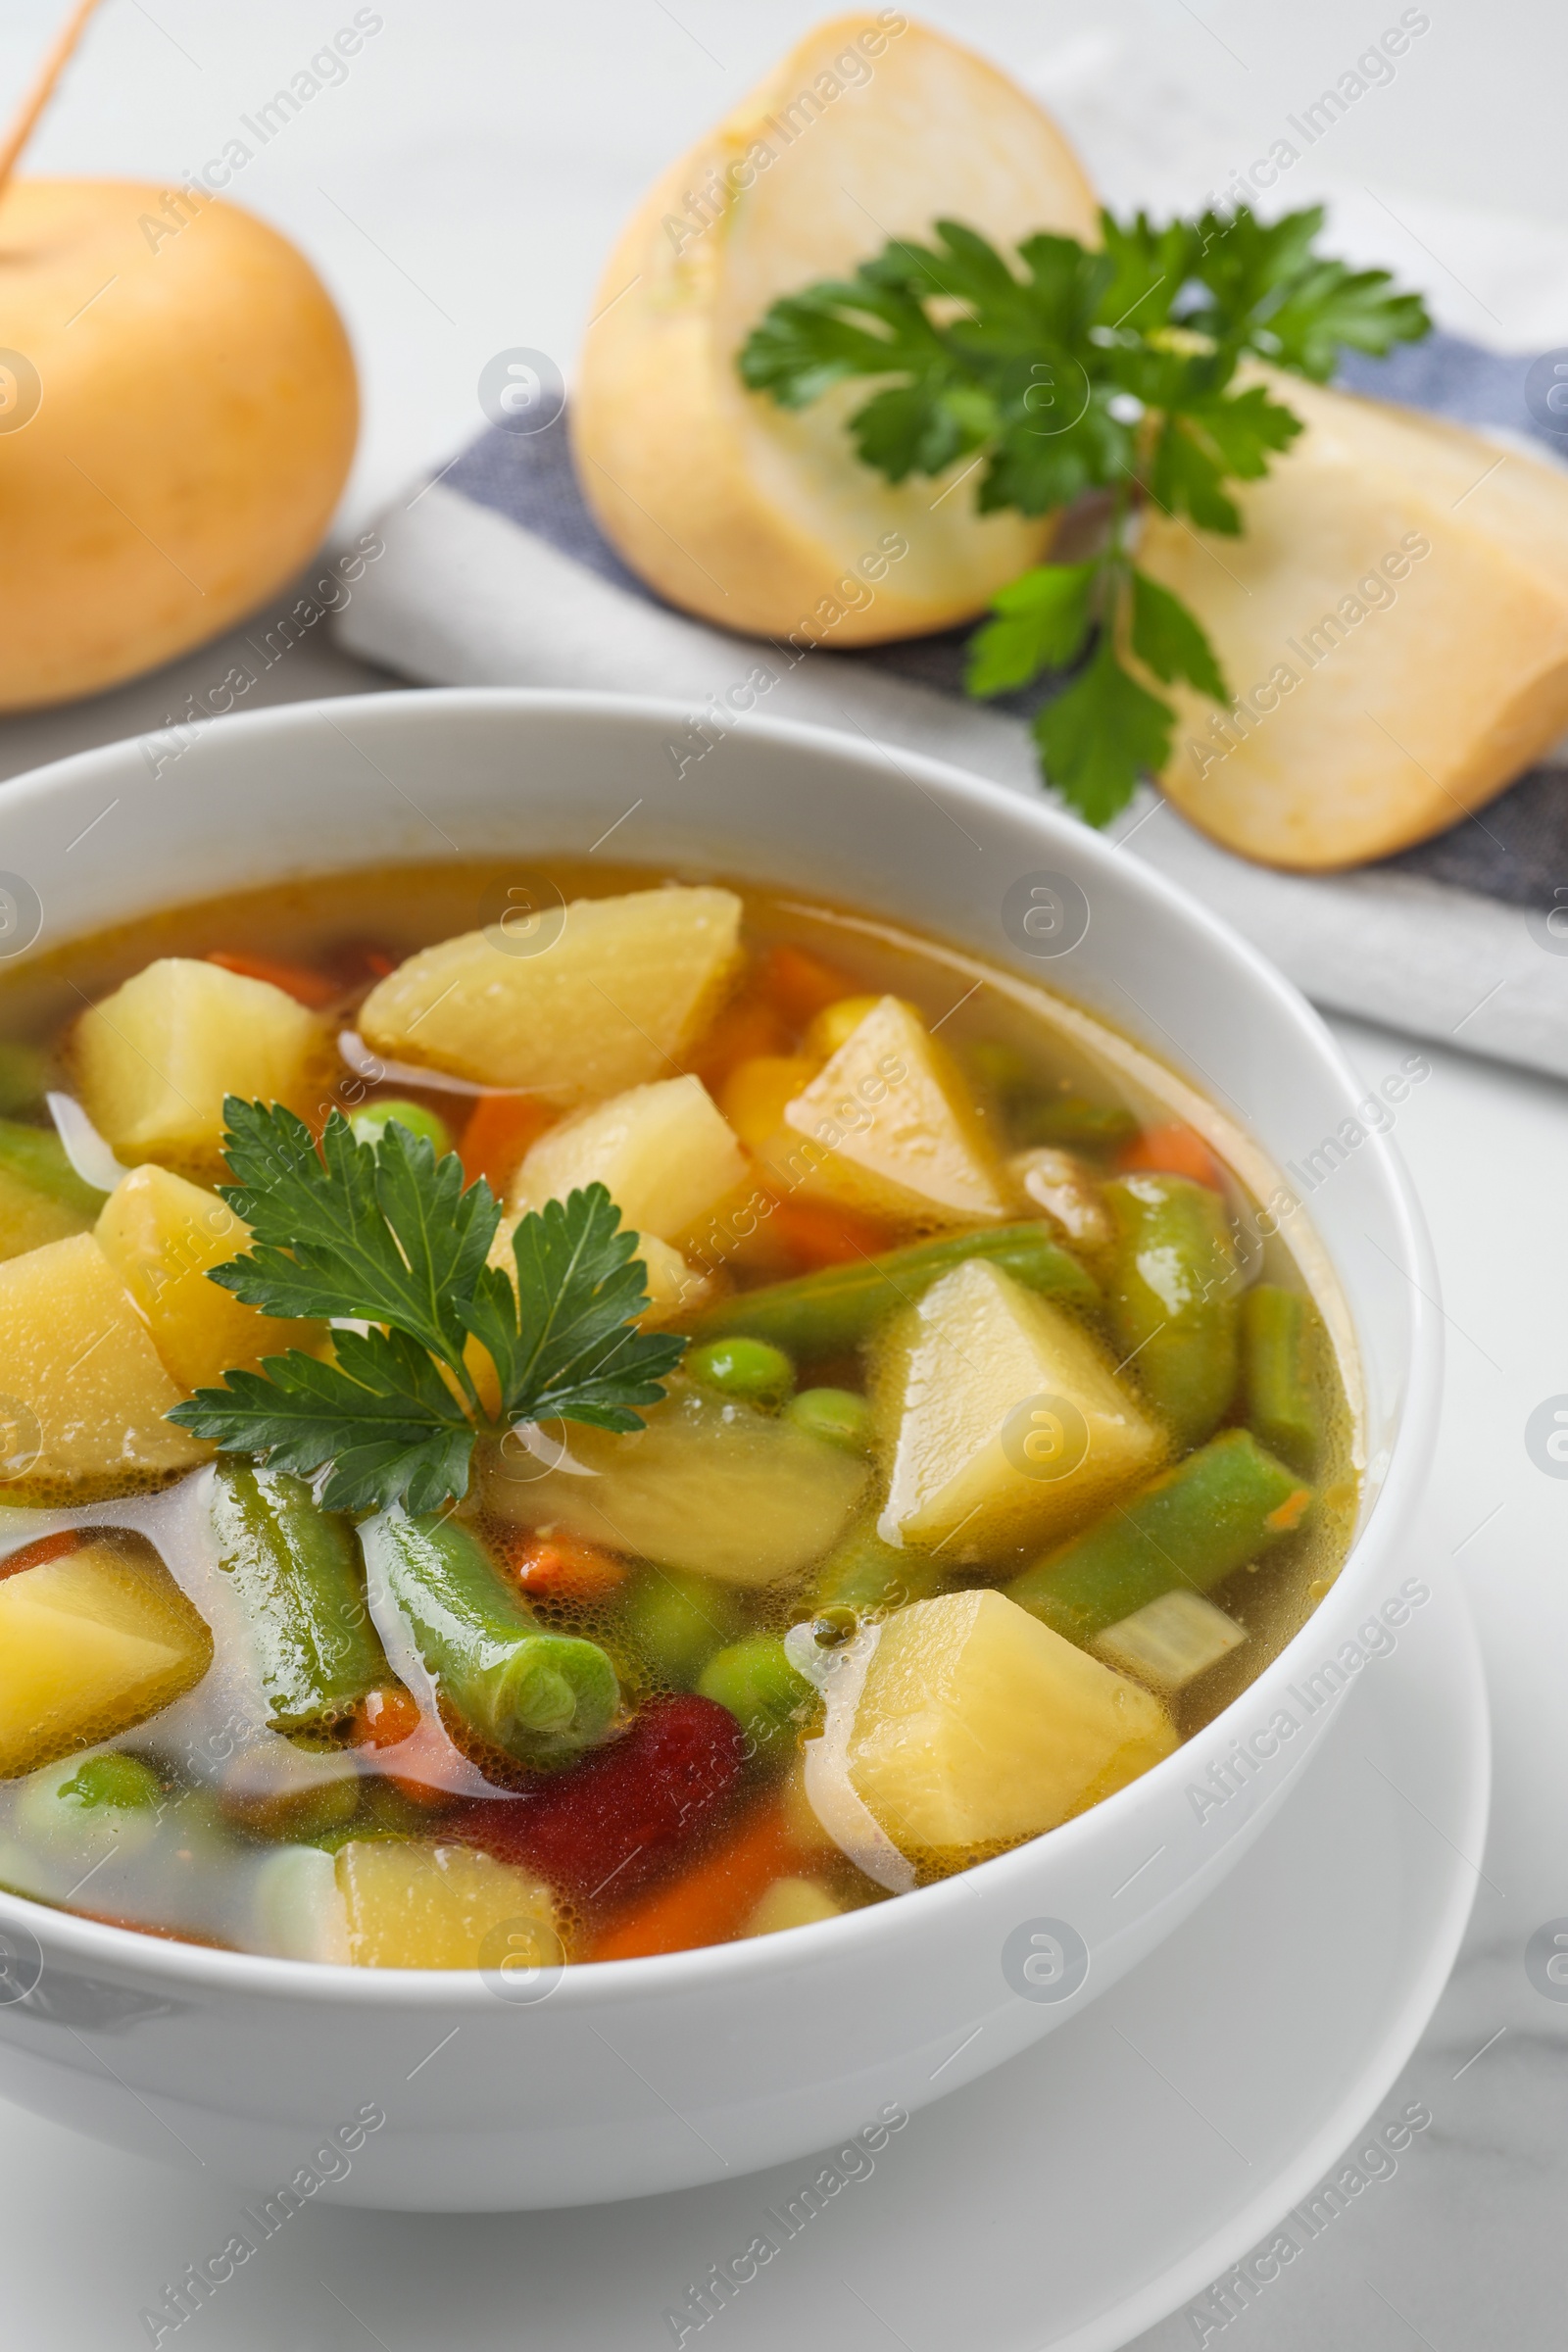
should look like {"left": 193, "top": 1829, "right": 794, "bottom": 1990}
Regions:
{"left": 484, "top": 1379, "right": 867, "bottom": 1586}
{"left": 1093, "top": 1589, "right": 1247, "bottom": 1694}
{"left": 634, "top": 1232, "right": 713, "bottom": 1328}
{"left": 845, "top": 1589, "right": 1176, "bottom": 1853}
{"left": 335, "top": 1838, "right": 561, "bottom": 1970}
{"left": 358, "top": 885, "right": 743, "bottom": 1102}
{"left": 74, "top": 958, "right": 322, "bottom": 1172}
{"left": 804, "top": 995, "right": 889, "bottom": 1057}
{"left": 510, "top": 1075, "right": 747, "bottom": 1246}
{"left": 873, "top": 1257, "right": 1165, "bottom": 1553}
{"left": 95, "top": 1163, "right": 324, "bottom": 1394}
{"left": 0, "top": 1233, "right": 209, "bottom": 1500}
{"left": 0, "top": 1533, "right": 214, "bottom": 1777}
{"left": 780, "top": 998, "right": 1006, "bottom": 1229}
{"left": 743, "top": 1877, "right": 842, "bottom": 1936}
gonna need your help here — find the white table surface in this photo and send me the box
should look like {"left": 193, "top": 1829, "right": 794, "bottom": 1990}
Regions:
{"left": 3, "top": 3, "right": 1565, "bottom": 2344}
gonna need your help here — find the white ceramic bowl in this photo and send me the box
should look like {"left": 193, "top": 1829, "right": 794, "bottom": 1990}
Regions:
{"left": 0, "top": 690, "right": 1440, "bottom": 2210}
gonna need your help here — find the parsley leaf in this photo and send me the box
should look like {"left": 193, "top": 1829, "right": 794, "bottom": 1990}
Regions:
{"left": 1034, "top": 635, "right": 1175, "bottom": 829}
{"left": 965, "top": 562, "right": 1098, "bottom": 697}
{"left": 460, "top": 1184, "right": 680, "bottom": 1433}
{"left": 206, "top": 1099, "right": 499, "bottom": 1404}
{"left": 1129, "top": 569, "right": 1227, "bottom": 702}
{"left": 738, "top": 202, "right": 1431, "bottom": 824}
{"left": 169, "top": 1102, "right": 685, "bottom": 1512}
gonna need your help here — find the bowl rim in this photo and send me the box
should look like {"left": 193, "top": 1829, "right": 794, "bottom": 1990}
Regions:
{"left": 0, "top": 686, "right": 1443, "bottom": 2007}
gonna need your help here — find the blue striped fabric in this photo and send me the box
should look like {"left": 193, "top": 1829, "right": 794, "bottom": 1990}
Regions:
{"left": 438, "top": 332, "right": 1568, "bottom": 908}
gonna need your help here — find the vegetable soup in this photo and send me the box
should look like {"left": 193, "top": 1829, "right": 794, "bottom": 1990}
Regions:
{"left": 0, "top": 862, "right": 1357, "bottom": 1968}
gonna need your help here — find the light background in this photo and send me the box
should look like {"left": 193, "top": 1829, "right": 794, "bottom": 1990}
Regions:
{"left": 1, "top": 4, "right": 1566, "bottom": 2345}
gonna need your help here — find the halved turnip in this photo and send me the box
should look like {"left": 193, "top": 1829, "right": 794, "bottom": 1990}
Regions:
{"left": 573, "top": 13, "right": 1097, "bottom": 641}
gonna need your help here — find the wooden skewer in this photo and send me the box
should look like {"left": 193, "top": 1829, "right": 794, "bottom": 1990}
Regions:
{"left": 0, "top": 0, "right": 108, "bottom": 203}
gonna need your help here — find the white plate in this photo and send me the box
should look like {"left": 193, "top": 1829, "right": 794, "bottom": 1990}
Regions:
{"left": 0, "top": 1560, "right": 1484, "bottom": 2352}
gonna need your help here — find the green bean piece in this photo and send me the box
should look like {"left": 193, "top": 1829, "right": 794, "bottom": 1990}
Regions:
{"left": 784, "top": 1387, "right": 873, "bottom": 1454}
{"left": 0, "top": 1044, "right": 48, "bottom": 1116}
{"left": 1103, "top": 1174, "right": 1240, "bottom": 1448}
{"left": 0, "top": 1115, "right": 106, "bottom": 1217}
{"left": 619, "top": 1564, "right": 743, "bottom": 1688}
{"left": 212, "top": 1462, "right": 399, "bottom": 1741}
{"left": 370, "top": 1512, "right": 619, "bottom": 1768}
{"left": 686, "top": 1222, "right": 1099, "bottom": 1357}
{"left": 1007, "top": 1096, "right": 1140, "bottom": 1154}
{"left": 697, "top": 1636, "right": 814, "bottom": 1761}
{"left": 810, "top": 1515, "right": 945, "bottom": 1616}
{"left": 687, "top": 1336, "right": 796, "bottom": 1407}
{"left": 348, "top": 1099, "right": 455, "bottom": 1156}
{"left": 1242, "top": 1285, "right": 1325, "bottom": 1474}
{"left": 1007, "top": 1430, "right": 1312, "bottom": 1645}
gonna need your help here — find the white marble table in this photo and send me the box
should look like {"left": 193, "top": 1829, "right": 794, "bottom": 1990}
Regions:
{"left": 3, "top": 2, "right": 1564, "bottom": 2343}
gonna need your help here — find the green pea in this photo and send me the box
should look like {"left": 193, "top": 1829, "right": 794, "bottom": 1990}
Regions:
{"left": 698, "top": 1636, "right": 815, "bottom": 1763}
{"left": 303, "top": 1776, "right": 441, "bottom": 1851}
{"left": 686, "top": 1336, "right": 796, "bottom": 1408}
{"left": 784, "top": 1387, "right": 873, "bottom": 1453}
{"left": 57, "top": 1753, "right": 164, "bottom": 1814}
{"left": 349, "top": 1099, "right": 455, "bottom": 1156}
{"left": 619, "top": 1565, "right": 742, "bottom": 1689}
{"left": 18, "top": 1751, "right": 166, "bottom": 1856}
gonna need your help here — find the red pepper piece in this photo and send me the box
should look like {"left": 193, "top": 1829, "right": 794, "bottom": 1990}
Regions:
{"left": 455, "top": 1694, "right": 746, "bottom": 1908}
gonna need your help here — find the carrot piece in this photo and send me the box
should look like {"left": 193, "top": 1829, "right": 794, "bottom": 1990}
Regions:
{"left": 760, "top": 943, "right": 857, "bottom": 1027}
{"left": 489, "top": 1528, "right": 627, "bottom": 1602}
{"left": 326, "top": 940, "right": 399, "bottom": 985}
{"left": 589, "top": 1800, "right": 804, "bottom": 1960}
{"left": 460, "top": 1093, "right": 557, "bottom": 1192}
{"left": 1264, "top": 1485, "right": 1312, "bottom": 1534}
{"left": 0, "top": 1529, "right": 80, "bottom": 1580}
{"left": 350, "top": 1687, "right": 423, "bottom": 1749}
{"left": 204, "top": 949, "right": 340, "bottom": 1008}
{"left": 685, "top": 994, "right": 793, "bottom": 1091}
{"left": 1117, "top": 1123, "right": 1225, "bottom": 1190}
{"left": 766, "top": 1193, "right": 893, "bottom": 1270}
